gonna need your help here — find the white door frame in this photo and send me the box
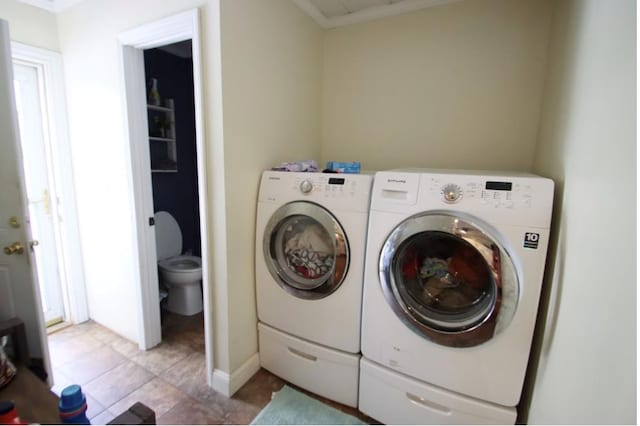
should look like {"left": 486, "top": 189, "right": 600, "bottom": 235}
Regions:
{"left": 10, "top": 42, "right": 89, "bottom": 326}
{"left": 117, "top": 8, "right": 213, "bottom": 366}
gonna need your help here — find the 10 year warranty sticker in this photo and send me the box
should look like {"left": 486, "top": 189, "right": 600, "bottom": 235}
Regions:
{"left": 524, "top": 232, "right": 540, "bottom": 249}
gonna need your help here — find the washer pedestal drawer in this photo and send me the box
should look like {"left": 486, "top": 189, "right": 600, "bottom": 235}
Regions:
{"left": 359, "top": 358, "right": 516, "bottom": 425}
{"left": 258, "top": 322, "right": 359, "bottom": 407}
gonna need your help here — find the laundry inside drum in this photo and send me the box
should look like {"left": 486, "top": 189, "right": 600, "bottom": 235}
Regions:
{"left": 395, "top": 231, "right": 496, "bottom": 330}
{"left": 277, "top": 216, "right": 335, "bottom": 286}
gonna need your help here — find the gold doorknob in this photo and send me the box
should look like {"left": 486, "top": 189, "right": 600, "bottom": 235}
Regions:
{"left": 4, "top": 242, "right": 24, "bottom": 255}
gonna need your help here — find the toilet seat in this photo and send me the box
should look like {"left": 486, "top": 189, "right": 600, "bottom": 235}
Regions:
{"left": 155, "top": 211, "right": 183, "bottom": 260}
{"left": 154, "top": 211, "right": 202, "bottom": 273}
{"left": 159, "top": 255, "right": 202, "bottom": 273}
{"left": 154, "top": 211, "right": 203, "bottom": 315}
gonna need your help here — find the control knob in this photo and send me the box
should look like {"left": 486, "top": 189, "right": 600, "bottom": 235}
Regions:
{"left": 300, "top": 180, "right": 313, "bottom": 194}
{"left": 442, "top": 184, "right": 462, "bottom": 203}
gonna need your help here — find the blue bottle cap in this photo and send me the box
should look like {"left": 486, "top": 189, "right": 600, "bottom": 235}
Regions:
{"left": 0, "top": 400, "right": 15, "bottom": 415}
{"left": 59, "top": 384, "right": 86, "bottom": 411}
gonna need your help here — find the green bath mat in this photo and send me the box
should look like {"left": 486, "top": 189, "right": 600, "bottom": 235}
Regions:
{"left": 251, "top": 385, "right": 366, "bottom": 425}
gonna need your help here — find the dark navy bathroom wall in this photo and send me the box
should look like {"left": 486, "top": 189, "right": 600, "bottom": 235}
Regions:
{"left": 145, "top": 43, "right": 201, "bottom": 257}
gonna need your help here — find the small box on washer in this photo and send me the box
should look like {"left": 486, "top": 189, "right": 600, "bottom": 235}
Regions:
{"left": 326, "top": 161, "right": 361, "bottom": 173}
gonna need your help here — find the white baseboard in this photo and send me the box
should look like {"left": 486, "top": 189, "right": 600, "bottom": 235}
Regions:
{"left": 211, "top": 352, "right": 261, "bottom": 397}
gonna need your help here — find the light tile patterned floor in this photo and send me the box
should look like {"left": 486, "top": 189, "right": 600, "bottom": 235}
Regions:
{"left": 47, "top": 312, "right": 280, "bottom": 424}
{"left": 47, "top": 312, "right": 373, "bottom": 424}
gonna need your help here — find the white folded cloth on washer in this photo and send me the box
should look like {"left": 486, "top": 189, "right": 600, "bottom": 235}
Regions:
{"left": 272, "top": 160, "right": 319, "bottom": 172}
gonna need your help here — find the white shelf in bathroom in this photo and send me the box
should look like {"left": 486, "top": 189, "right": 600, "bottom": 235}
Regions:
{"left": 149, "top": 136, "right": 176, "bottom": 142}
{"left": 148, "top": 97, "right": 176, "bottom": 172}
{"left": 147, "top": 104, "right": 173, "bottom": 112}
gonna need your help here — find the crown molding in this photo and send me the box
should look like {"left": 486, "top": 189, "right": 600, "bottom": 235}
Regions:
{"left": 294, "top": 0, "right": 463, "bottom": 29}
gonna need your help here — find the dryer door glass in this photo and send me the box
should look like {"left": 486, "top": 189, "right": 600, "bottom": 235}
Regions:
{"left": 264, "top": 201, "right": 349, "bottom": 300}
{"left": 380, "top": 212, "right": 518, "bottom": 347}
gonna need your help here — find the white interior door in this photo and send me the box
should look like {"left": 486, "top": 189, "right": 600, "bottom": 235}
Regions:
{"left": 12, "top": 62, "right": 67, "bottom": 326}
{"left": 0, "top": 19, "right": 51, "bottom": 375}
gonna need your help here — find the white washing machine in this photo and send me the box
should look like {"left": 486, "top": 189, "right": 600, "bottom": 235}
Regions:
{"left": 256, "top": 170, "right": 372, "bottom": 407}
{"left": 359, "top": 169, "right": 553, "bottom": 424}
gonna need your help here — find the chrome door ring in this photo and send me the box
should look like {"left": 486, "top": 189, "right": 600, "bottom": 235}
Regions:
{"left": 263, "top": 201, "right": 350, "bottom": 300}
{"left": 379, "top": 211, "right": 519, "bottom": 347}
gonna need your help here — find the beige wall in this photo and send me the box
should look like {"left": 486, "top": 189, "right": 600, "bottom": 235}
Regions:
{"left": 526, "top": 0, "right": 636, "bottom": 423}
{"left": 0, "top": 2, "right": 59, "bottom": 50}
{"left": 56, "top": 0, "right": 207, "bottom": 345}
{"left": 53, "top": 0, "right": 321, "bottom": 374}
{"left": 219, "top": 0, "right": 322, "bottom": 370}
{"left": 321, "top": 0, "right": 553, "bottom": 172}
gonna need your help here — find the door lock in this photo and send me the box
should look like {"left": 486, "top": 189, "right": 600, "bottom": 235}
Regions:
{"left": 8, "top": 216, "right": 20, "bottom": 228}
{"left": 3, "top": 242, "right": 24, "bottom": 255}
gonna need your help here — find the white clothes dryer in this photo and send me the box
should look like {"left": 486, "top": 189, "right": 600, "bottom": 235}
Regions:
{"left": 256, "top": 170, "right": 372, "bottom": 407}
{"left": 359, "top": 169, "right": 553, "bottom": 424}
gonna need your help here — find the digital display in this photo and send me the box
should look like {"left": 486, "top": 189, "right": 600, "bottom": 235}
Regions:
{"left": 485, "top": 181, "right": 512, "bottom": 191}
{"left": 328, "top": 178, "right": 345, "bottom": 185}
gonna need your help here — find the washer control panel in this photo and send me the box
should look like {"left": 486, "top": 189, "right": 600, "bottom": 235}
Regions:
{"left": 441, "top": 183, "right": 463, "bottom": 204}
{"left": 430, "top": 177, "right": 535, "bottom": 210}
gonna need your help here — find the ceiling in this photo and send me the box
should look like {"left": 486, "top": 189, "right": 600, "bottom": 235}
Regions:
{"left": 17, "top": 0, "right": 82, "bottom": 13}
{"left": 18, "top": 0, "right": 461, "bottom": 27}
{"left": 294, "top": 0, "right": 462, "bottom": 28}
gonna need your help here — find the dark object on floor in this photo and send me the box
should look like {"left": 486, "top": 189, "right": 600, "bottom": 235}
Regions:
{"left": 108, "top": 402, "right": 156, "bottom": 425}
{"left": 0, "top": 342, "right": 17, "bottom": 390}
{"left": 0, "top": 318, "right": 59, "bottom": 424}
{"left": 28, "top": 358, "right": 48, "bottom": 382}
{"left": 0, "top": 319, "right": 29, "bottom": 366}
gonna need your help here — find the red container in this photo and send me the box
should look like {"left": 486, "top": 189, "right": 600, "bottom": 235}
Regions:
{"left": 0, "top": 401, "right": 28, "bottom": 425}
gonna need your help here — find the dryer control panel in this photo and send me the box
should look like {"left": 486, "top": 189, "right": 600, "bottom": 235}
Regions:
{"left": 295, "top": 176, "right": 358, "bottom": 196}
{"left": 259, "top": 171, "right": 373, "bottom": 212}
{"left": 294, "top": 175, "right": 359, "bottom": 198}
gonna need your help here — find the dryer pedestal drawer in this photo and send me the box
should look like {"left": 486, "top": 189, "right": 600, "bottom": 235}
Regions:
{"left": 359, "top": 358, "right": 516, "bottom": 425}
{"left": 258, "top": 322, "right": 359, "bottom": 407}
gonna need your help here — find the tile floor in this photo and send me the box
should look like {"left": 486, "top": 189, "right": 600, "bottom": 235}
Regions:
{"left": 47, "top": 312, "right": 373, "bottom": 424}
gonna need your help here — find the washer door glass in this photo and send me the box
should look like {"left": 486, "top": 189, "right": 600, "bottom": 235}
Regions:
{"left": 380, "top": 212, "right": 518, "bottom": 347}
{"left": 264, "top": 201, "right": 349, "bottom": 299}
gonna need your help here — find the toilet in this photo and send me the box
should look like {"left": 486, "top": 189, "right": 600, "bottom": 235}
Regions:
{"left": 154, "top": 211, "right": 203, "bottom": 316}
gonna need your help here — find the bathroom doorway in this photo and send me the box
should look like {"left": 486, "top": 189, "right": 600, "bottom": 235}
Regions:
{"left": 143, "top": 41, "right": 204, "bottom": 344}
{"left": 118, "top": 9, "right": 217, "bottom": 390}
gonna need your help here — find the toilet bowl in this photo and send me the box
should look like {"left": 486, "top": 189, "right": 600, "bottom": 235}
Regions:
{"left": 155, "top": 211, "right": 203, "bottom": 316}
